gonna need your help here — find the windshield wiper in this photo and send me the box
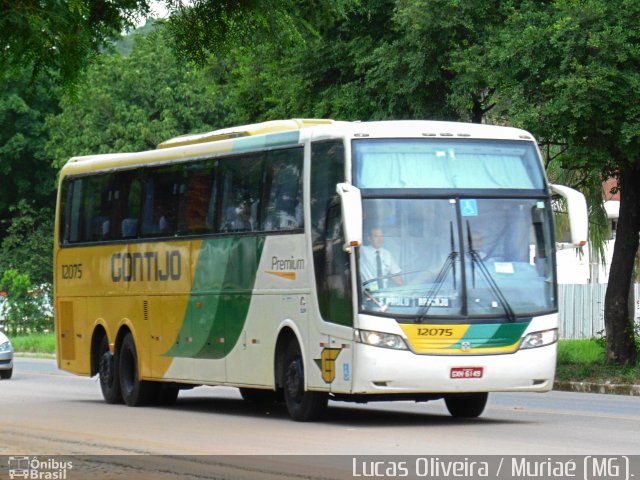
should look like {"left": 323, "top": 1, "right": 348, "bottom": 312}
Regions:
{"left": 416, "top": 222, "right": 458, "bottom": 323}
{"left": 466, "top": 222, "right": 517, "bottom": 322}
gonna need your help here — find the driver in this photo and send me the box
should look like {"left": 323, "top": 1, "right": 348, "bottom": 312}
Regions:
{"left": 359, "top": 227, "right": 404, "bottom": 289}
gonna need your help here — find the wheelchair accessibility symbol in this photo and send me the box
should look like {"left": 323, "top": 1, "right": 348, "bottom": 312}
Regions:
{"left": 460, "top": 199, "right": 479, "bottom": 217}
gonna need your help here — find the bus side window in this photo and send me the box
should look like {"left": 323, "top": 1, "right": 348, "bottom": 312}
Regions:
{"left": 263, "top": 148, "right": 303, "bottom": 231}
{"left": 310, "top": 140, "right": 352, "bottom": 326}
{"left": 319, "top": 203, "right": 353, "bottom": 326}
{"left": 219, "top": 155, "right": 262, "bottom": 233}
{"left": 60, "top": 177, "right": 82, "bottom": 244}
{"left": 141, "top": 166, "right": 181, "bottom": 237}
{"left": 81, "top": 174, "right": 112, "bottom": 242}
{"left": 110, "top": 170, "right": 141, "bottom": 240}
{"left": 179, "top": 162, "right": 216, "bottom": 235}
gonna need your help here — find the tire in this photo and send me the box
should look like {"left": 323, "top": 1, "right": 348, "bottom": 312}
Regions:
{"left": 0, "top": 368, "right": 12, "bottom": 380}
{"left": 119, "top": 333, "right": 158, "bottom": 406}
{"left": 239, "top": 387, "right": 277, "bottom": 404}
{"left": 282, "top": 340, "right": 328, "bottom": 422}
{"left": 445, "top": 392, "right": 488, "bottom": 418}
{"left": 98, "top": 336, "right": 122, "bottom": 404}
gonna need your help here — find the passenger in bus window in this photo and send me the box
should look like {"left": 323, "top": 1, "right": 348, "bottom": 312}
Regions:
{"left": 359, "top": 227, "right": 404, "bottom": 288}
{"left": 224, "top": 199, "right": 254, "bottom": 232}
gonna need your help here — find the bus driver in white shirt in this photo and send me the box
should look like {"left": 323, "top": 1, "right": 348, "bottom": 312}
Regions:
{"left": 360, "top": 227, "right": 404, "bottom": 289}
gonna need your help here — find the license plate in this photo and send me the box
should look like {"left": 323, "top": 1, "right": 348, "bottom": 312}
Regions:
{"left": 450, "top": 367, "right": 483, "bottom": 379}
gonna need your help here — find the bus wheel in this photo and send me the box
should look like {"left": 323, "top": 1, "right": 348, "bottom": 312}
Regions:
{"left": 98, "top": 336, "right": 122, "bottom": 404}
{"left": 445, "top": 392, "right": 488, "bottom": 418}
{"left": 282, "top": 341, "right": 328, "bottom": 422}
{"left": 239, "top": 387, "right": 277, "bottom": 404}
{"left": 119, "top": 333, "right": 157, "bottom": 406}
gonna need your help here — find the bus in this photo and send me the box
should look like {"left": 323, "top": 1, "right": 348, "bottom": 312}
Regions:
{"left": 54, "top": 119, "right": 588, "bottom": 421}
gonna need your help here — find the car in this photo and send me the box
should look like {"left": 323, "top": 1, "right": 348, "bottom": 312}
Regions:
{"left": 0, "top": 330, "right": 14, "bottom": 379}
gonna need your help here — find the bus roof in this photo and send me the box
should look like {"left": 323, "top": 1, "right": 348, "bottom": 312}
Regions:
{"left": 60, "top": 119, "right": 536, "bottom": 176}
{"left": 157, "top": 118, "right": 334, "bottom": 149}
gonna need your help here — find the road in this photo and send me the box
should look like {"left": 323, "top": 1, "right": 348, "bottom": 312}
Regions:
{"left": 1, "top": 358, "right": 638, "bottom": 479}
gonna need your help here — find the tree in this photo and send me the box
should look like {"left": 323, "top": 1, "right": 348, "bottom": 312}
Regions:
{"left": 0, "top": 0, "right": 349, "bottom": 87}
{"left": 46, "top": 26, "right": 231, "bottom": 166}
{"left": 378, "top": 0, "right": 514, "bottom": 122}
{"left": 492, "top": 0, "right": 640, "bottom": 365}
{"left": 0, "top": 0, "right": 152, "bottom": 84}
{"left": 0, "top": 201, "right": 55, "bottom": 286}
{"left": 0, "top": 66, "right": 60, "bottom": 239}
{"left": 0, "top": 269, "right": 52, "bottom": 336}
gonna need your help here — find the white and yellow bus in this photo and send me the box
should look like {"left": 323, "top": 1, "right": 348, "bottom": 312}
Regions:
{"left": 54, "top": 119, "right": 587, "bottom": 421}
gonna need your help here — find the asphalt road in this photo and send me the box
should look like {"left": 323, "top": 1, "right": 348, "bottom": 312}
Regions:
{"left": 1, "top": 357, "right": 638, "bottom": 479}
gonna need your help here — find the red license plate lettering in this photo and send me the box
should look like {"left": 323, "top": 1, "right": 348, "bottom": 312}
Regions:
{"left": 450, "top": 367, "right": 483, "bottom": 379}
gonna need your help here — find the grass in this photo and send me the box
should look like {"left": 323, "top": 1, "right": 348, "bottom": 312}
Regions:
{"left": 11, "top": 333, "right": 56, "bottom": 355}
{"left": 556, "top": 339, "right": 640, "bottom": 385}
{"left": 9, "top": 333, "right": 640, "bottom": 385}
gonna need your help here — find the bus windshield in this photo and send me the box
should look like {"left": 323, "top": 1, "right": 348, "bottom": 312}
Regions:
{"left": 356, "top": 197, "right": 556, "bottom": 320}
{"left": 353, "top": 138, "right": 545, "bottom": 190}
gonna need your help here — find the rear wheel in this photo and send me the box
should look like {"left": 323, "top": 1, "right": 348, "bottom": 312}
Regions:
{"left": 445, "top": 392, "right": 488, "bottom": 418}
{"left": 0, "top": 368, "right": 12, "bottom": 380}
{"left": 282, "top": 340, "right": 328, "bottom": 421}
{"left": 119, "top": 333, "right": 157, "bottom": 406}
{"left": 98, "top": 336, "right": 122, "bottom": 404}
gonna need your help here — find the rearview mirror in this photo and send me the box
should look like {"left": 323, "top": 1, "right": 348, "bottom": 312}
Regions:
{"left": 336, "top": 183, "right": 363, "bottom": 251}
{"left": 550, "top": 184, "right": 589, "bottom": 249}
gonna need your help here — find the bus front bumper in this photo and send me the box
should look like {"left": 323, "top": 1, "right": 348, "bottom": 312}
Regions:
{"left": 348, "top": 341, "right": 557, "bottom": 395}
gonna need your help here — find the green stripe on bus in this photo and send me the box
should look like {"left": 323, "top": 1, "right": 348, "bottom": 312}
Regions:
{"left": 165, "top": 236, "right": 265, "bottom": 359}
{"left": 446, "top": 321, "right": 530, "bottom": 350}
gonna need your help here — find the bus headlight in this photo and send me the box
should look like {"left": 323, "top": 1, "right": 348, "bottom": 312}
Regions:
{"left": 357, "top": 330, "right": 408, "bottom": 350}
{"left": 519, "top": 328, "right": 558, "bottom": 349}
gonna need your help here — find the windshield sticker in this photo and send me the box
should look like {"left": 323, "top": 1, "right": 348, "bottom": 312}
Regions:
{"left": 460, "top": 199, "right": 478, "bottom": 216}
{"left": 494, "top": 262, "right": 515, "bottom": 274}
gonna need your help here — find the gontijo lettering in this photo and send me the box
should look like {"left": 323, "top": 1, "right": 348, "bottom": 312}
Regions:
{"left": 111, "top": 251, "right": 181, "bottom": 282}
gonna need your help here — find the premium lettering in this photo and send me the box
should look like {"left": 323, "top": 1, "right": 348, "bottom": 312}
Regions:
{"left": 111, "top": 251, "right": 181, "bottom": 282}
{"left": 271, "top": 255, "right": 305, "bottom": 271}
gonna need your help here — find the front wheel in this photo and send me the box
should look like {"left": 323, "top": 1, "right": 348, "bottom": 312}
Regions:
{"left": 119, "top": 333, "right": 157, "bottom": 406}
{"left": 445, "top": 392, "right": 488, "bottom": 418}
{"left": 282, "top": 341, "right": 328, "bottom": 422}
{"left": 0, "top": 368, "right": 12, "bottom": 380}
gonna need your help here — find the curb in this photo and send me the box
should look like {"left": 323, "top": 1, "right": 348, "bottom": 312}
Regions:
{"left": 554, "top": 380, "right": 640, "bottom": 396}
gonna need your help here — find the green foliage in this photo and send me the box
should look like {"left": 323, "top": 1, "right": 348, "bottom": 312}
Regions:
{"left": 491, "top": 0, "right": 640, "bottom": 170}
{"left": 0, "top": 0, "right": 152, "bottom": 85}
{"left": 0, "top": 201, "right": 54, "bottom": 285}
{"left": 166, "top": 0, "right": 351, "bottom": 65}
{"left": 0, "top": 270, "right": 53, "bottom": 336}
{"left": 46, "top": 27, "right": 231, "bottom": 165}
{"left": 556, "top": 339, "right": 640, "bottom": 384}
{"left": 0, "top": 67, "right": 60, "bottom": 238}
{"left": 557, "top": 339, "right": 605, "bottom": 365}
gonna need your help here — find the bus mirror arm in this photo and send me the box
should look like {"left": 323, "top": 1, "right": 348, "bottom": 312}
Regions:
{"left": 550, "top": 184, "right": 589, "bottom": 249}
{"left": 336, "top": 183, "right": 363, "bottom": 252}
